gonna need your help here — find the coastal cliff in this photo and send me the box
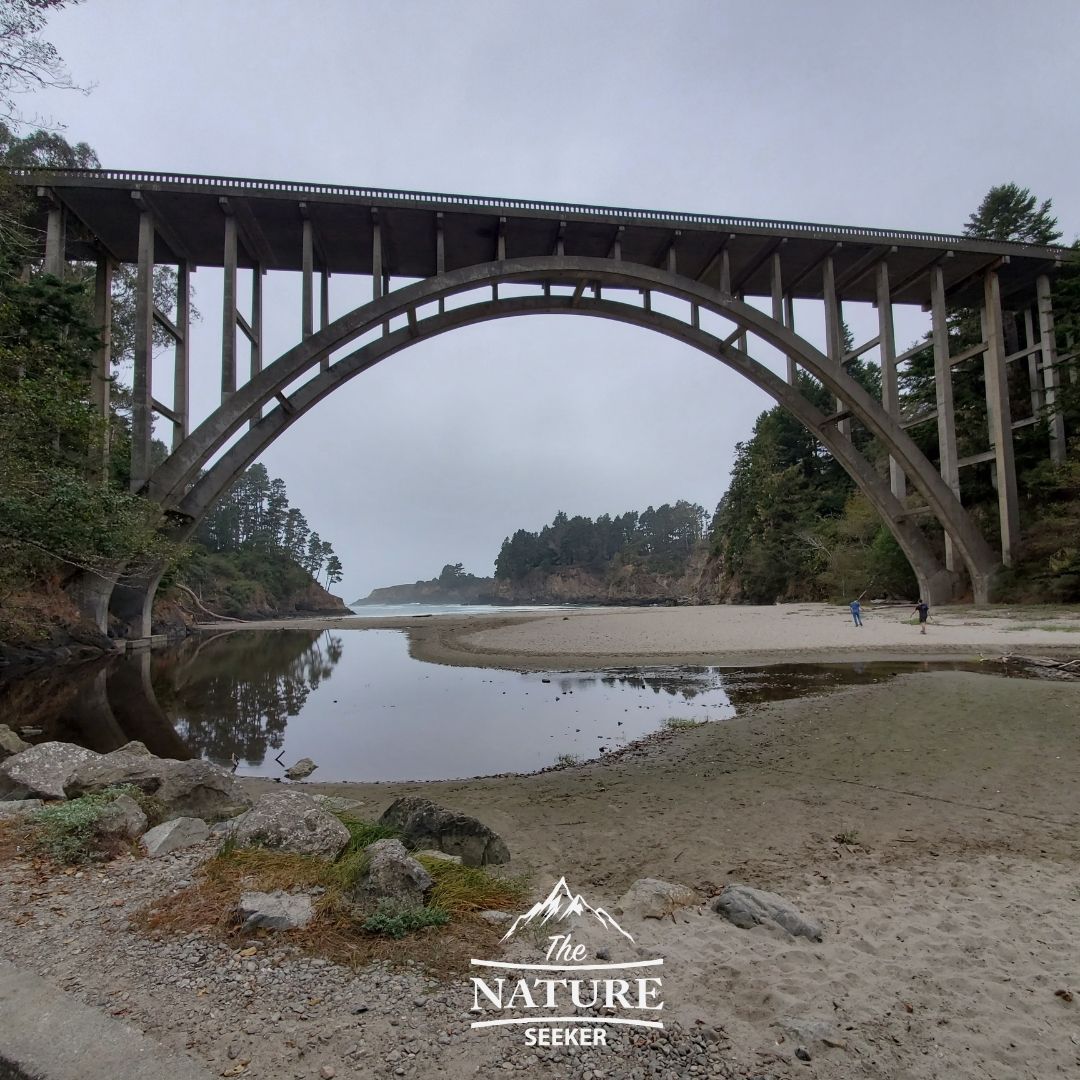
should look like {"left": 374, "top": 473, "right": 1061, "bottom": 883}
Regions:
{"left": 491, "top": 552, "right": 710, "bottom": 606}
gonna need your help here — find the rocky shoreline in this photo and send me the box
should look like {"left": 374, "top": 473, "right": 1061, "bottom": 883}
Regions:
{"left": 0, "top": 736, "right": 757, "bottom": 1079}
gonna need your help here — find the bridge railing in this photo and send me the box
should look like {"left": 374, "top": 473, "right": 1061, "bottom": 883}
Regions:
{"left": 3, "top": 167, "right": 1066, "bottom": 259}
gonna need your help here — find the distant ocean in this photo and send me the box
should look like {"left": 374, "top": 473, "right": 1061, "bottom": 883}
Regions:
{"left": 345, "top": 602, "right": 574, "bottom": 619}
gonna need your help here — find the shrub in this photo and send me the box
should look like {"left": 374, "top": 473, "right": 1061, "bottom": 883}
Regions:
{"left": 33, "top": 790, "right": 116, "bottom": 864}
{"left": 361, "top": 901, "right": 449, "bottom": 939}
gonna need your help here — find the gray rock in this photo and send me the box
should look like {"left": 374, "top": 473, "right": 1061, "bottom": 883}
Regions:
{"left": 111, "top": 740, "right": 153, "bottom": 757}
{"left": 378, "top": 796, "right": 509, "bottom": 867}
{"left": 416, "top": 849, "right": 462, "bottom": 864}
{"left": 0, "top": 798, "right": 44, "bottom": 819}
{"left": 65, "top": 750, "right": 249, "bottom": 821}
{"left": 95, "top": 793, "right": 148, "bottom": 839}
{"left": 227, "top": 791, "right": 350, "bottom": 859}
{"left": 238, "top": 890, "right": 314, "bottom": 931}
{"left": 478, "top": 910, "right": 511, "bottom": 926}
{"left": 617, "top": 878, "right": 700, "bottom": 921}
{"left": 0, "top": 741, "right": 102, "bottom": 800}
{"left": 284, "top": 757, "right": 318, "bottom": 780}
{"left": 0, "top": 724, "right": 31, "bottom": 760}
{"left": 141, "top": 816, "right": 210, "bottom": 857}
{"left": 349, "top": 839, "right": 432, "bottom": 911}
{"left": 311, "top": 794, "right": 363, "bottom": 814}
{"left": 711, "top": 883, "right": 823, "bottom": 941}
{"left": 776, "top": 1016, "right": 838, "bottom": 1046}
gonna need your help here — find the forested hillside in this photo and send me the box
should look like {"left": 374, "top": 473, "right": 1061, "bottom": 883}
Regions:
{"left": 0, "top": 117, "right": 346, "bottom": 649}
{"left": 704, "top": 183, "right": 1080, "bottom": 604}
{"left": 492, "top": 502, "right": 707, "bottom": 604}
{"left": 176, "top": 464, "right": 347, "bottom": 620}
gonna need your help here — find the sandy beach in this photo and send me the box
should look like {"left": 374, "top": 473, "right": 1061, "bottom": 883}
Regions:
{"left": 228, "top": 603, "right": 1080, "bottom": 1078}
{"left": 5, "top": 604, "right": 1078, "bottom": 1079}
{"left": 229, "top": 600, "right": 1080, "bottom": 669}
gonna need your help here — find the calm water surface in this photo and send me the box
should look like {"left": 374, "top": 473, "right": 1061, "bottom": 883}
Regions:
{"left": 0, "top": 628, "right": 1011, "bottom": 782}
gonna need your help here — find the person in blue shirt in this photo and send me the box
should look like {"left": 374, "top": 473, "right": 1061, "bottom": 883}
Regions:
{"left": 850, "top": 599, "right": 862, "bottom": 627}
{"left": 914, "top": 600, "right": 929, "bottom": 634}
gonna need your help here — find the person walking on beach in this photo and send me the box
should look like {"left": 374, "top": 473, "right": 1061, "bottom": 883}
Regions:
{"left": 850, "top": 599, "right": 863, "bottom": 627}
{"left": 914, "top": 599, "right": 929, "bottom": 634}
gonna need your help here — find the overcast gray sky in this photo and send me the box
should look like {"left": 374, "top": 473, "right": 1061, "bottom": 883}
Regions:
{"left": 33, "top": 0, "right": 1080, "bottom": 600}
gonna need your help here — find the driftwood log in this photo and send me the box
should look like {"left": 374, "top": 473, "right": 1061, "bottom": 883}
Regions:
{"left": 993, "top": 654, "right": 1080, "bottom": 679}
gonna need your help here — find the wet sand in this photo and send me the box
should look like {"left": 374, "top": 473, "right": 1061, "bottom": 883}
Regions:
{"left": 242, "top": 667, "right": 1080, "bottom": 1078}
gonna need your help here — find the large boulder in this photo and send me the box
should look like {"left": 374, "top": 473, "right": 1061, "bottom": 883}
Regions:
{"left": 284, "top": 757, "right": 317, "bottom": 780}
{"left": 64, "top": 749, "right": 249, "bottom": 821}
{"left": 225, "top": 791, "right": 350, "bottom": 859}
{"left": 711, "top": 883, "right": 823, "bottom": 941}
{"left": 349, "top": 838, "right": 432, "bottom": 911}
{"left": 378, "top": 796, "right": 509, "bottom": 867}
{"left": 0, "top": 725, "right": 31, "bottom": 761}
{"left": 617, "top": 878, "right": 700, "bottom": 921}
{"left": 0, "top": 742, "right": 102, "bottom": 800}
{"left": 238, "top": 891, "right": 314, "bottom": 931}
{"left": 141, "top": 816, "right": 210, "bottom": 857}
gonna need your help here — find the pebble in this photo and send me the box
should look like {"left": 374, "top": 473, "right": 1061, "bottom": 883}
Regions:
{"left": 0, "top": 838, "right": 746, "bottom": 1080}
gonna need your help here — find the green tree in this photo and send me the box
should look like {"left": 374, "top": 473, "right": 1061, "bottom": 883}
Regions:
{"left": 964, "top": 183, "right": 1061, "bottom": 245}
{"left": 324, "top": 555, "right": 343, "bottom": 588}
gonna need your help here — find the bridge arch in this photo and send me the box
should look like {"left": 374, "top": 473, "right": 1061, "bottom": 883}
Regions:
{"left": 144, "top": 256, "right": 999, "bottom": 613}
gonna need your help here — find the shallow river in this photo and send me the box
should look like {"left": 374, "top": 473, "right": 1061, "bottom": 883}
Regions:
{"left": 0, "top": 628, "right": 1011, "bottom": 782}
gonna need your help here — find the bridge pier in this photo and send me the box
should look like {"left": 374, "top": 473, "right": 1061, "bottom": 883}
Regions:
{"left": 108, "top": 561, "right": 167, "bottom": 641}
{"left": 65, "top": 565, "right": 125, "bottom": 635}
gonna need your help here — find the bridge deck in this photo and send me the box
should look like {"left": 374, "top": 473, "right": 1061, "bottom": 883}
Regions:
{"left": 8, "top": 168, "right": 1067, "bottom": 306}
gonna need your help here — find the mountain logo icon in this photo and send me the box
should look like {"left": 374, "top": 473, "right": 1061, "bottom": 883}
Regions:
{"left": 500, "top": 877, "right": 635, "bottom": 943}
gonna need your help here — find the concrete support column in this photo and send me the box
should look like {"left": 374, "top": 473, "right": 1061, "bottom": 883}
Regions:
{"left": 771, "top": 253, "right": 795, "bottom": 383}
{"left": 65, "top": 564, "right": 125, "bottom": 634}
{"left": 982, "top": 269, "right": 1021, "bottom": 565}
{"left": 302, "top": 219, "right": 314, "bottom": 339}
{"left": 876, "top": 261, "right": 905, "bottom": 499}
{"left": 131, "top": 212, "right": 155, "bottom": 493}
{"left": 823, "top": 255, "right": 848, "bottom": 437}
{"left": 171, "top": 261, "right": 190, "bottom": 451}
{"left": 108, "top": 560, "right": 167, "bottom": 641}
{"left": 371, "top": 211, "right": 383, "bottom": 298}
{"left": 44, "top": 204, "right": 65, "bottom": 277}
{"left": 1037, "top": 274, "right": 1067, "bottom": 465}
{"left": 436, "top": 212, "right": 446, "bottom": 314}
{"left": 930, "top": 265, "right": 961, "bottom": 572}
{"left": 249, "top": 266, "right": 263, "bottom": 429}
{"left": 221, "top": 214, "right": 238, "bottom": 400}
{"left": 91, "top": 256, "right": 113, "bottom": 477}
{"left": 320, "top": 269, "right": 330, "bottom": 372}
{"left": 372, "top": 211, "right": 387, "bottom": 333}
{"left": 1023, "top": 308, "right": 1042, "bottom": 416}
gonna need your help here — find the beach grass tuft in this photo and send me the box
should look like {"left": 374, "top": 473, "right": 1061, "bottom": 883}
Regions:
{"left": 417, "top": 854, "right": 529, "bottom": 915}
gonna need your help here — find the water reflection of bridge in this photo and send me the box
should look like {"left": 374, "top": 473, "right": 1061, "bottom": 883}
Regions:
{"left": 0, "top": 630, "right": 342, "bottom": 766}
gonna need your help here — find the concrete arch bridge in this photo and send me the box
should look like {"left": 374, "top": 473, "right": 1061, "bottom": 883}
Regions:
{"left": 9, "top": 169, "right": 1074, "bottom": 639}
